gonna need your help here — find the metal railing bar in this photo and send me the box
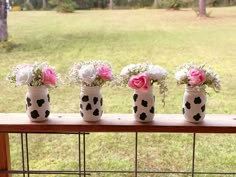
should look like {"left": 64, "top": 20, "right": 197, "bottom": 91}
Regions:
{"left": 78, "top": 133, "right": 81, "bottom": 177}
{"left": 75, "top": 170, "right": 236, "bottom": 175}
{"left": 83, "top": 133, "right": 86, "bottom": 177}
{"left": 25, "top": 133, "right": 30, "bottom": 177}
{"left": 1, "top": 170, "right": 235, "bottom": 175}
{"left": 70, "top": 170, "right": 236, "bottom": 175}
{"left": 194, "top": 172, "right": 236, "bottom": 175}
{"left": 20, "top": 133, "right": 26, "bottom": 177}
{"left": 134, "top": 132, "right": 138, "bottom": 177}
{"left": 0, "top": 170, "right": 88, "bottom": 175}
{"left": 192, "top": 133, "right": 196, "bottom": 177}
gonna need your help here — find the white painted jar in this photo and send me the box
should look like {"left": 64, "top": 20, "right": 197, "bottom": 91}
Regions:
{"left": 80, "top": 86, "right": 103, "bottom": 122}
{"left": 133, "top": 87, "right": 155, "bottom": 122}
{"left": 26, "top": 86, "right": 50, "bottom": 122}
{"left": 182, "top": 86, "right": 206, "bottom": 123}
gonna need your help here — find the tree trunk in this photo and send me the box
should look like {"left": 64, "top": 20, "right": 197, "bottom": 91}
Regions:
{"left": 109, "top": 0, "right": 113, "bottom": 9}
{"left": 199, "top": 0, "right": 206, "bottom": 17}
{"left": 0, "top": 0, "right": 8, "bottom": 41}
{"left": 97, "top": 0, "right": 102, "bottom": 8}
{"left": 42, "top": 0, "right": 47, "bottom": 9}
{"left": 153, "top": 0, "right": 159, "bottom": 8}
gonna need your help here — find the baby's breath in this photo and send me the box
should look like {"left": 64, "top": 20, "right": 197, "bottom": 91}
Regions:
{"left": 69, "top": 60, "right": 113, "bottom": 87}
{"left": 7, "top": 62, "right": 59, "bottom": 87}
{"left": 120, "top": 63, "right": 168, "bottom": 105}
{"left": 175, "top": 62, "right": 221, "bottom": 92}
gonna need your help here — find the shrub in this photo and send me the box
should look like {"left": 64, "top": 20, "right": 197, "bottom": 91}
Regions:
{"left": 159, "top": 0, "right": 182, "bottom": 10}
{"left": 23, "top": 1, "right": 34, "bottom": 10}
{"left": 12, "top": 6, "right": 22, "bottom": 11}
{"left": 76, "top": 0, "right": 93, "bottom": 9}
{"left": 49, "top": 0, "right": 77, "bottom": 13}
{"left": 0, "top": 40, "right": 18, "bottom": 52}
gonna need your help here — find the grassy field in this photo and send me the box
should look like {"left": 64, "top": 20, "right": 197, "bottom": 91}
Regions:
{"left": 1, "top": 7, "right": 236, "bottom": 177}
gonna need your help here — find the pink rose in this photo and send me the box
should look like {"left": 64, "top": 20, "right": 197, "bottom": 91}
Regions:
{"left": 42, "top": 67, "right": 57, "bottom": 86}
{"left": 188, "top": 68, "right": 206, "bottom": 86}
{"left": 128, "top": 73, "right": 150, "bottom": 91}
{"left": 97, "top": 66, "right": 112, "bottom": 80}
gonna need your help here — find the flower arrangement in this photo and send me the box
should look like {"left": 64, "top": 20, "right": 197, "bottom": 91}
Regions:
{"left": 7, "top": 62, "right": 59, "bottom": 87}
{"left": 69, "top": 61, "right": 113, "bottom": 87}
{"left": 120, "top": 63, "right": 168, "bottom": 103}
{"left": 175, "top": 62, "right": 221, "bottom": 92}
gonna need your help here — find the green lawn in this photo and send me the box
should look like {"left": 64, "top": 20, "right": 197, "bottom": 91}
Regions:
{"left": 1, "top": 7, "right": 236, "bottom": 177}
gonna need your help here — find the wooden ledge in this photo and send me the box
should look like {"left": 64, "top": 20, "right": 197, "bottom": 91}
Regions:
{"left": 0, "top": 113, "right": 235, "bottom": 133}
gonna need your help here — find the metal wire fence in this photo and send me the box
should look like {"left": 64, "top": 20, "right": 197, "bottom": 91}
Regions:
{"left": 1, "top": 132, "right": 236, "bottom": 177}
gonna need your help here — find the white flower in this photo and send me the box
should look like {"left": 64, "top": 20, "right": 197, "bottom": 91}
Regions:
{"left": 146, "top": 65, "right": 168, "bottom": 81}
{"left": 174, "top": 62, "right": 221, "bottom": 92}
{"left": 206, "top": 69, "right": 216, "bottom": 82}
{"left": 15, "top": 65, "right": 33, "bottom": 86}
{"left": 79, "top": 64, "right": 97, "bottom": 85}
{"left": 175, "top": 69, "right": 188, "bottom": 82}
{"left": 120, "top": 64, "right": 142, "bottom": 76}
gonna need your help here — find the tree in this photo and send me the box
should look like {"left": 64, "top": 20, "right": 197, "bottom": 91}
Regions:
{"left": 0, "top": 0, "right": 8, "bottom": 41}
{"left": 199, "top": 0, "right": 206, "bottom": 17}
{"left": 109, "top": 0, "right": 113, "bottom": 9}
{"left": 42, "top": 0, "right": 47, "bottom": 9}
{"left": 153, "top": 0, "right": 159, "bottom": 8}
{"left": 25, "top": 0, "right": 34, "bottom": 10}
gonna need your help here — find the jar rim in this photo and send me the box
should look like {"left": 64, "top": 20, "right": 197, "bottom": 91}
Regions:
{"left": 27, "top": 85, "right": 48, "bottom": 91}
{"left": 185, "top": 85, "right": 205, "bottom": 92}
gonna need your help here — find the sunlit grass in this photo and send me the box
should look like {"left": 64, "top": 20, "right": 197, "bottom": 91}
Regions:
{"left": 1, "top": 7, "right": 236, "bottom": 177}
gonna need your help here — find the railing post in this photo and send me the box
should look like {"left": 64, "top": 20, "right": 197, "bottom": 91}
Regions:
{"left": 0, "top": 133, "right": 11, "bottom": 177}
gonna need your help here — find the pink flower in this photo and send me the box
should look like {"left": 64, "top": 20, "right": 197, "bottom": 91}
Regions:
{"left": 188, "top": 68, "right": 206, "bottom": 86}
{"left": 128, "top": 73, "right": 150, "bottom": 91}
{"left": 97, "top": 66, "right": 112, "bottom": 80}
{"left": 42, "top": 67, "right": 57, "bottom": 86}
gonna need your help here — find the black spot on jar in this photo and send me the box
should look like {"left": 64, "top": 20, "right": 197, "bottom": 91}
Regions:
{"left": 93, "top": 97, "right": 98, "bottom": 104}
{"left": 100, "top": 98, "right": 103, "bottom": 106}
{"left": 140, "top": 113, "right": 147, "bottom": 120}
{"left": 201, "top": 105, "right": 205, "bottom": 112}
{"left": 86, "top": 103, "right": 92, "bottom": 110}
{"left": 150, "top": 107, "right": 154, "bottom": 114}
{"left": 133, "top": 106, "right": 138, "bottom": 113}
{"left": 193, "top": 113, "right": 201, "bottom": 121}
{"left": 185, "top": 102, "right": 191, "bottom": 109}
{"left": 133, "top": 94, "right": 138, "bottom": 102}
{"left": 141, "top": 100, "right": 148, "bottom": 107}
{"left": 45, "top": 110, "right": 50, "bottom": 118}
{"left": 194, "top": 97, "right": 202, "bottom": 104}
{"left": 93, "top": 109, "right": 99, "bottom": 116}
{"left": 37, "top": 99, "right": 45, "bottom": 107}
{"left": 182, "top": 107, "right": 185, "bottom": 114}
{"left": 47, "top": 94, "right": 50, "bottom": 102}
{"left": 26, "top": 97, "right": 31, "bottom": 107}
{"left": 82, "top": 96, "right": 89, "bottom": 102}
{"left": 80, "top": 111, "right": 84, "bottom": 117}
{"left": 31, "top": 110, "right": 40, "bottom": 119}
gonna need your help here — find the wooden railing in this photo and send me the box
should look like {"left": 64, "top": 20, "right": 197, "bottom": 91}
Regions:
{"left": 0, "top": 113, "right": 236, "bottom": 177}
